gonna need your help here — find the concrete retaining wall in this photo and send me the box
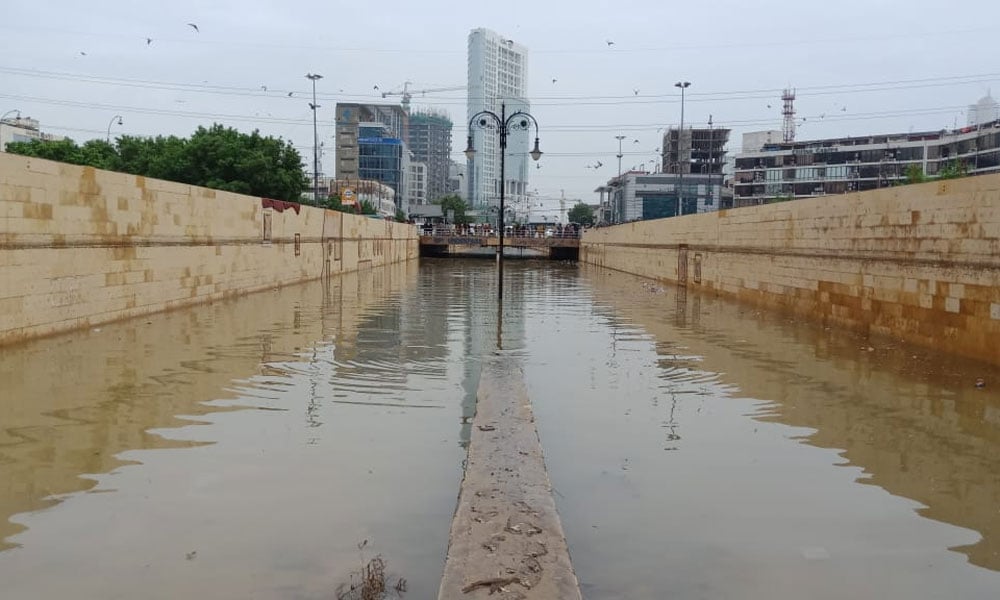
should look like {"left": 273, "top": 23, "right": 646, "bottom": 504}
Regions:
{"left": 581, "top": 175, "right": 1000, "bottom": 366}
{"left": 0, "top": 153, "right": 418, "bottom": 345}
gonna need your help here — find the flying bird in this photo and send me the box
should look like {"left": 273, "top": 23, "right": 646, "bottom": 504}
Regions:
{"left": 766, "top": 104, "right": 772, "bottom": 108}
{"left": 606, "top": 39, "right": 615, "bottom": 46}
{"left": 309, "top": 102, "right": 320, "bottom": 110}
{"left": 633, "top": 88, "right": 639, "bottom": 96}
{"left": 373, "top": 84, "right": 379, "bottom": 90}
{"left": 841, "top": 106, "right": 847, "bottom": 112}
{"left": 595, "top": 161, "right": 603, "bottom": 168}
{"left": 633, "top": 139, "right": 640, "bottom": 143}
{"left": 187, "top": 23, "right": 199, "bottom": 32}
{"left": 287, "top": 91, "right": 294, "bottom": 97}
{"left": 551, "top": 78, "right": 557, "bottom": 84}
{"left": 260, "top": 85, "right": 267, "bottom": 92}
{"left": 146, "top": 37, "right": 152, "bottom": 45}
{"left": 79, "top": 51, "right": 87, "bottom": 56}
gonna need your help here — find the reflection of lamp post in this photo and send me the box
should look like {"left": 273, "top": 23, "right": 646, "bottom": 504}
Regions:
{"left": 106, "top": 115, "right": 123, "bottom": 142}
{"left": 465, "top": 102, "right": 542, "bottom": 300}
{"left": 306, "top": 73, "right": 323, "bottom": 205}
{"left": 674, "top": 81, "right": 690, "bottom": 217}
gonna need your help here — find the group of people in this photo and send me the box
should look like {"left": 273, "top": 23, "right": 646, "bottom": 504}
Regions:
{"left": 420, "top": 222, "right": 585, "bottom": 238}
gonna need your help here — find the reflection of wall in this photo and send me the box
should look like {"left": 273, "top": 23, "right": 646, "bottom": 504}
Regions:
{"left": 584, "top": 265, "right": 1000, "bottom": 571}
{"left": 0, "top": 153, "right": 419, "bottom": 345}
{"left": 581, "top": 175, "right": 1000, "bottom": 366}
{"left": 0, "top": 261, "right": 418, "bottom": 550}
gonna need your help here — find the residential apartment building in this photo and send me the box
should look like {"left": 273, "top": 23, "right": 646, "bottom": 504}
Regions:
{"left": 406, "top": 161, "right": 428, "bottom": 206}
{"left": 0, "top": 116, "right": 64, "bottom": 151}
{"left": 335, "top": 103, "right": 410, "bottom": 207}
{"left": 733, "top": 120, "right": 1000, "bottom": 206}
{"left": 447, "top": 160, "right": 467, "bottom": 201}
{"left": 408, "top": 110, "right": 452, "bottom": 203}
{"left": 595, "top": 171, "right": 722, "bottom": 224}
{"left": 466, "top": 28, "right": 531, "bottom": 211}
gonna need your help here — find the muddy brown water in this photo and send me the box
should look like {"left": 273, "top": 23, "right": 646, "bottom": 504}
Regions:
{"left": 2, "top": 259, "right": 999, "bottom": 599}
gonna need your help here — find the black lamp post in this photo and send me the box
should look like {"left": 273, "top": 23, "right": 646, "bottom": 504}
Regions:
{"left": 306, "top": 73, "right": 323, "bottom": 205}
{"left": 465, "top": 102, "right": 542, "bottom": 300}
{"left": 674, "top": 81, "right": 690, "bottom": 217}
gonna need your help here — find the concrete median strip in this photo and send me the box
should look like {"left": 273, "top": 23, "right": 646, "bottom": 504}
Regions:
{"left": 438, "top": 355, "right": 582, "bottom": 599}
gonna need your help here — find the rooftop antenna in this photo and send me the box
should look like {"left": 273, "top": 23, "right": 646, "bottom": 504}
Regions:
{"left": 782, "top": 88, "right": 796, "bottom": 142}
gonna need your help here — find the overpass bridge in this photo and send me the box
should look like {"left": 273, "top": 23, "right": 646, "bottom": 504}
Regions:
{"left": 419, "top": 226, "right": 580, "bottom": 260}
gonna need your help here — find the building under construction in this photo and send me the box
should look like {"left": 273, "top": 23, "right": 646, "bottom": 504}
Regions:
{"left": 662, "top": 126, "right": 731, "bottom": 175}
{"left": 408, "top": 110, "right": 453, "bottom": 204}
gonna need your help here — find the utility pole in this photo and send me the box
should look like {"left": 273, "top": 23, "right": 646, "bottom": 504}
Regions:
{"left": 615, "top": 135, "right": 626, "bottom": 223}
{"left": 675, "top": 81, "right": 690, "bottom": 217}
{"left": 306, "top": 73, "right": 323, "bottom": 205}
{"left": 708, "top": 114, "right": 713, "bottom": 209}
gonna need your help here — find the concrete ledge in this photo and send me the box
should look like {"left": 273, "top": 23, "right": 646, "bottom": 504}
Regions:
{"left": 438, "top": 355, "right": 581, "bottom": 600}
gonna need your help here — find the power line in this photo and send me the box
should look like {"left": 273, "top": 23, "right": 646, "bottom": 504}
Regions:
{"left": 3, "top": 64, "right": 998, "bottom": 106}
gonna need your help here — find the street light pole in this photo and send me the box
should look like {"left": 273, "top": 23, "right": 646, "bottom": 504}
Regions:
{"left": 306, "top": 73, "right": 324, "bottom": 205}
{"left": 0, "top": 109, "right": 20, "bottom": 124}
{"left": 615, "top": 134, "right": 625, "bottom": 223}
{"left": 106, "top": 115, "right": 123, "bottom": 143}
{"left": 675, "top": 81, "right": 690, "bottom": 217}
{"left": 466, "top": 102, "right": 542, "bottom": 301}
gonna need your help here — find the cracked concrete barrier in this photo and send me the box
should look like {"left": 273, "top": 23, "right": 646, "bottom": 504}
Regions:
{"left": 438, "top": 355, "right": 582, "bottom": 599}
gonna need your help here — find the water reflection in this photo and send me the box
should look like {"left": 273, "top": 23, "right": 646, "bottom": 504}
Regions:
{"left": 0, "top": 260, "right": 497, "bottom": 599}
{"left": 522, "top": 263, "right": 1000, "bottom": 599}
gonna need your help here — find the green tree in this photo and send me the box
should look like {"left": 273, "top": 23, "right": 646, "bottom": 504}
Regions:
{"left": 434, "top": 194, "right": 470, "bottom": 224}
{"left": 904, "top": 164, "right": 927, "bottom": 185}
{"left": 6, "top": 123, "right": 307, "bottom": 202}
{"left": 937, "top": 160, "right": 968, "bottom": 180}
{"left": 359, "top": 199, "right": 378, "bottom": 215}
{"left": 394, "top": 208, "right": 407, "bottom": 222}
{"left": 6, "top": 138, "right": 84, "bottom": 164}
{"left": 567, "top": 202, "right": 595, "bottom": 226}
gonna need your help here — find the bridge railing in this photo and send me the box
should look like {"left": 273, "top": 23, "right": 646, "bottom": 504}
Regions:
{"left": 420, "top": 225, "right": 583, "bottom": 239}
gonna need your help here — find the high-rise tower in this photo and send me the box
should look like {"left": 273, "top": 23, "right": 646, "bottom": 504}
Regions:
{"left": 466, "top": 28, "right": 531, "bottom": 211}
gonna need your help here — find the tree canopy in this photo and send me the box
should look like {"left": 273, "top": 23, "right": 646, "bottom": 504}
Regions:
{"left": 434, "top": 195, "right": 470, "bottom": 224}
{"left": 6, "top": 124, "right": 306, "bottom": 201}
{"left": 567, "top": 202, "right": 596, "bottom": 226}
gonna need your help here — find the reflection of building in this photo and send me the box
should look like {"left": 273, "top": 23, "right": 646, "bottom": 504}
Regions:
{"left": 408, "top": 110, "right": 453, "bottom": 203}
{"left": 596, "top": 170, "right": 721, "bottom": 223}
{"left": 466, "top": 28, "right": 531, "bottom": 211}
{"left": 0, "top": 116, "right": 64, "bottom": 151}
{"left": 335, "top": 103, "right": 410, "bottom": 207}
{"left": 734, "top": 121, "right": 1000, "bottom": 206}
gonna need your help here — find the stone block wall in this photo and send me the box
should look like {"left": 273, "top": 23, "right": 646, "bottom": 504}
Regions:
{"left": 581, "top": 175, "right": 1000, "bottom": 366}
{"left": 0, "top": 153, "right": 418, "bottom": 345}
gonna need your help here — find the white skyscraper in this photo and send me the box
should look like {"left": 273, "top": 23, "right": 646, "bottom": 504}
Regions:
{"left": 466, "top": 28, "right": 531, "bottom": 211}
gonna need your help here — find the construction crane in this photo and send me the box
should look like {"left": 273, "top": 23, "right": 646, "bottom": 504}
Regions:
{"left": 382, "top": 81, "right": 466, "bottom": 113}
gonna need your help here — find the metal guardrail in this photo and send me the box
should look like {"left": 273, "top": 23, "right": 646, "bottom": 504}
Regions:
{"left": 419, "top": 225, "right": 583, "bottom": 239}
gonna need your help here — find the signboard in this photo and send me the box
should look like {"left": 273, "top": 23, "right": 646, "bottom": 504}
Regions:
{"left": 341, "top": 188, "right": 356, "bottom": 205}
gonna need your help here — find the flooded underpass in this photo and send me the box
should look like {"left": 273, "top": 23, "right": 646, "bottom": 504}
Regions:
{"left": 2, "top": 259, "right": 999, "bottom": 598}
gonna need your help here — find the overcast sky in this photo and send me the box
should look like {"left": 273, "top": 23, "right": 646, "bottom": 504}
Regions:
{"left": 4, "top": 0, "right": 1000, "bottom": 202}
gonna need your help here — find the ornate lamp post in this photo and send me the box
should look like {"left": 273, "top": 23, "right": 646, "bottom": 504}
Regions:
{"left": 106, "top": 115, "right": 123, "bottom": 143}
{"left": 465, "top": 102, "right": 542, "bottom": 300}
